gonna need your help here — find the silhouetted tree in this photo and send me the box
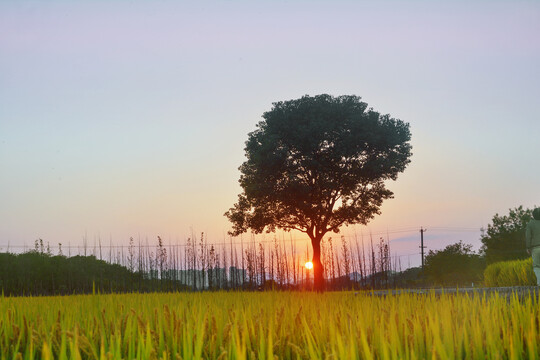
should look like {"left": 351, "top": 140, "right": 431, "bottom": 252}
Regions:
{"left": 128, "top": 237, "right": 135, "bottom": 273}
{"left": 0, "top": 252, "right": 189, "bottom": 296}
{"left": 225, "top": 94, "right": 412, "bottom": 291}
{"left": 425, "top": 241, "right": 485, "bottom": 286}
{"left": 341, "top": 236, "right": 351, "bottom": 287}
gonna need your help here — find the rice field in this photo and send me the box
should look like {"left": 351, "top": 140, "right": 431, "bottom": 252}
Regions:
{"left": 1, "top": 290, "right": 539, "bottom": 359}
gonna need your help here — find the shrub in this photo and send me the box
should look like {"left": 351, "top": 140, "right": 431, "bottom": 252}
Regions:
{"left": 424, "top": 241, "right": 485, "bottom": 286}
{"left": 484, "top": 258, "right": 536, "bottom": 286}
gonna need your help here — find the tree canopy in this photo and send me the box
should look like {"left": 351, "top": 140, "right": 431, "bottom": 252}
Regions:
{"left": 225, "top": 94, "right": 412, "bottom": 291}
{"left": 0, "top": 251, "right": 188, "bottom": 296}
{"left": 480, "top": 206, "right": 534, "bottom": 264}
{"left": 424, "top": 241, "right": 485, "bottom": 286}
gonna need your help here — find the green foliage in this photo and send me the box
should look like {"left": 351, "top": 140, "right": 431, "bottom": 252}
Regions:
{"left": 226, "top": 94, "right": 412, "bottom": 291}
{"left": 480, "top": 206, "right": 533, "bottom": 264}
{"left": 0, "top": 252, "right": 187, "bottom": 296}
{"left": 484, "top": 258, "right": 536, "bottom": 287}
{"left": 534, "top": 208, "right": 540, "bottom": 220}
{"left": 226, "top": 94, "right": 412, "bottom": 239}
{"left": 424, "top": 241, "right": 485, "bottom": 286}
{"left": 392, "top": 267, "right": 424, "bottom": 287}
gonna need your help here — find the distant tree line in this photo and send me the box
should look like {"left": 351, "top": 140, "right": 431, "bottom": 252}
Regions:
{"left": 0, "top": 251, "right": 190, "bottom": 296}
{"left": 422, "top": 206, "right": 535, "bottom": 286}
{"left": 0, "top": 206, "right": 534, "bottom": 295}
{"left": 1, "top": 233, "right": 408, "bottom": 296}
{"left": 423, "top": 241, "right": 485, "bottom": 286}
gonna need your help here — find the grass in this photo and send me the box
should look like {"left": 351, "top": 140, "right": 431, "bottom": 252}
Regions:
{"left": 1, "top": 290, "right": 539, "bottom": 359}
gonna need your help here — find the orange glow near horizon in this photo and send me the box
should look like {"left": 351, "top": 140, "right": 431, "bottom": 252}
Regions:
{"left": 305, "top": 261, "right": 313, "bottom": 270}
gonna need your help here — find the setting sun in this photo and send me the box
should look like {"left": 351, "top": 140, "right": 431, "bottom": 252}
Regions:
{"left": 305, "top": 261, "right": 313, "bottom": 270}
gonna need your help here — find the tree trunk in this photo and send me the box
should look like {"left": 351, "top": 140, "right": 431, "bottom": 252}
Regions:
{"left": 311, "top": 236, "right": 325, "bottom": 292}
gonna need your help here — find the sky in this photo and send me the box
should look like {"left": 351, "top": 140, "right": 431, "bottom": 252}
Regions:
{"left": 1, "top": 0, "right": 539, "bottom": 267}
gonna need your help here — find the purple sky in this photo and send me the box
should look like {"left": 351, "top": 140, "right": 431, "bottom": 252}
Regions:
{"left": 1, "top": 1, "right": 539, "bottom": 267}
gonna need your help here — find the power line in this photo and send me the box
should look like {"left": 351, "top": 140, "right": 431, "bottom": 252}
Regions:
{"left": 429, "top": 227, "right": 480, "bottom": 232}
{"left": 0, "top": 225, "right": 483, "bottom": 250}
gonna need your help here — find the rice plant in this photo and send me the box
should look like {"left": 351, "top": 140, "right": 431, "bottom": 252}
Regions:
{"left": 1, "top": 290, "right": 539, "bottom": 359}
{"left": 484, "top": 258, "right": 536, "bottom": 287}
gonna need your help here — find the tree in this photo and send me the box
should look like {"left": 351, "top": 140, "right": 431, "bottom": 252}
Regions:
{"left": 424, "top": 241, "right": 485, "bottom": 286}
{"left": 225, "top": 94, "right": 412, "bottom": 291}
{"left": 480, "top": 206, "right": 534, "bottom": 264}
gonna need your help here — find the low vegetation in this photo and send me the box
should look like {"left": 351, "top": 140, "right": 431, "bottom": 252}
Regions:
{"left": 0, "top": 234, "right": 402, "bottom": 296}
{"left": 0, "top": 252, "right": 188, "bottom": 296}
{"left": 423, "top": 241, "right": 485, "bottom": 286}
{"left": 1, "top": 291, "right": 539, "bottom": 359}
{"left": 484, "top": 257, "right": 536, "bottom": 287}
{"left": 2, "top": 205, "right": 537, "bottom": 296}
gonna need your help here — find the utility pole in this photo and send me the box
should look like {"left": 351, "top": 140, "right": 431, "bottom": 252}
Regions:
{"left": 420, "top": 227, "right": 427, "bottom": 270}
